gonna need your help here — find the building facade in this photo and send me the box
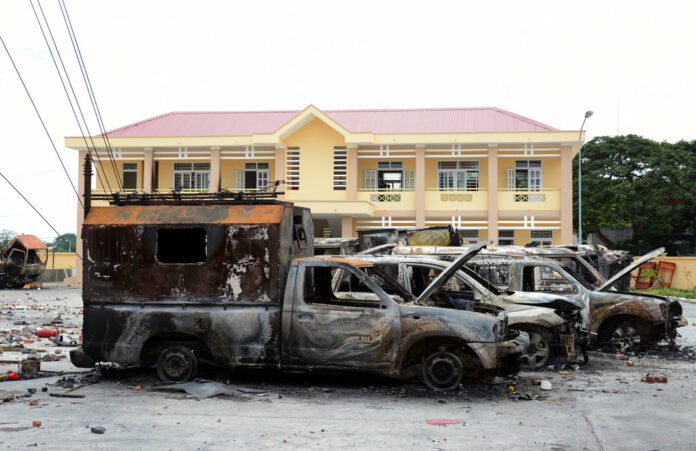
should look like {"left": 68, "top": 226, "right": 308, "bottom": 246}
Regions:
{"left": 66, "top": 105, "right": 582, "bottom": 264}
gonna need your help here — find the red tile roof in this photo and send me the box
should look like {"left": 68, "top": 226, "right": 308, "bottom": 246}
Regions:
{"left": 104, "top": 107, "right": 557, "bottom": 138}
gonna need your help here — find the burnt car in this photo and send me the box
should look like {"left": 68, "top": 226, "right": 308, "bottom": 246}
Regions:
{"left": 336, "top": 249, "right": 581, "bottom": 368}
{"left": 71, "top": 192, "right": 526, "bottom": 391}
{"left": 0, "top": 234, "right": 47, "bottom": 288}
{"left": 392, "top": 246, "right": 687, "bottom": 353}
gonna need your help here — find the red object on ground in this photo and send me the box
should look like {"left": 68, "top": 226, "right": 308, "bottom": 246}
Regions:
{"left": 36, "top": 328, "right": 59, "bottom": 338}
{"left": 8, "top": 373, "right": 19, "bottom": 380}
{"left": 641, "top": 373, "right": 668, "bottom": 384}
{"left": 426, "top": 419, "right": 461, "bottom": 426}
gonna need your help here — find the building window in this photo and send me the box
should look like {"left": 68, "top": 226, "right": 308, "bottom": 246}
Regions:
{"left": 286, "top": 147, "right": 300, "bottom": 190}
{"left": 404, "top": 170, "right": 415, "bottom": 190}
{"left": 173, "top": 163, "right": 210, "bottom": 191}
{"left": 236, "top": 163, "right": 269, "bottom": 190}
{"left": 122, "top": 163, "right": 138, "bottom": 190}
{"left": 333, "top": 147, "right": 346, "bottom": 190}
{"left": 499, "top": 230, "right": 515, "bottom": 245}
{"left": 377, "top": 161, "right": 403, "bottom": 190}
{"left": 459, "top": 229, "right": 479, "bottom": 244}
{"left": 508, "top": 160, "right": 542, "bottom": 201}
{"left": 437, "top": 161, "right": 479, "bottom": 190}
{"left": 530, "top": 230, "right": 553, "bottom": 246}
{"left": 364, "top": 170, "right": 376, "bottom": 190}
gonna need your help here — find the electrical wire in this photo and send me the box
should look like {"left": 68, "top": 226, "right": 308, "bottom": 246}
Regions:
{"left": 0, "top": 171, "right": 82, "bottom": 260}
{"left": 0, "top": 33, "right": 84, "bottom": 209}
{"left": 58, "top": 0, "right": 124, "bottom": 192}
{"left": 31, "top": 0, "right": 113, "bottom": 195}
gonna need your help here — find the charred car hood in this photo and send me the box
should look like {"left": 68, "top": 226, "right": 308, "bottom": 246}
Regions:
{"left": 503, "top": 291, "right": 585, "bottom": 310}
{"left": 398, "top": 303, "right": 500, "bottom": 343}
{"left": 599, "top": 247, "right": 664, "bottom": 292}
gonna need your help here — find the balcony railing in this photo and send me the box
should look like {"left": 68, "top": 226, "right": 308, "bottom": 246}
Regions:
{"left": 358, "top": 188, "right": 415, "bottom": 203}
{"left": 499, "top": 188, "right": 560, "bottom": 210}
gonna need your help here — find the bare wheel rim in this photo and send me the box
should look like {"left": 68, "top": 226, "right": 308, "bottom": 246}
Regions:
{"left": 157, "top": 346, "right": 197, "bottom": 382}
{"left": 520, "top": 332, "right": 550, "bottom": 369}
{"left": 611, "top": 325, "right": 640, "bottom": 354}
{"left": 423, "top": 351, "right": 463, "bottom": 391}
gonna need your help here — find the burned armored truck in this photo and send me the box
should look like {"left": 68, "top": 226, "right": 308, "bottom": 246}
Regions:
{"left": 0, "top": 234, "right": 47, "bottom": 288}
{"left": 71, "top": 190, "right": 526, "bottom": 390}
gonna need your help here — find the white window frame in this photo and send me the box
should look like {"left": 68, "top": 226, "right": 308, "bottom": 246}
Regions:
{"left": 236, "top": 162, "right": 270, "bottom": 190}
{"left": 437, "top": 161, "right": 479, "bottom": 191}
{"left": 364, "top": 169, "right": 377, "bottom": 190}
{"left": 498, "top": 229, "right": 515, "bottom": 246}
{"left": 509, "top": 160, "right": 542, "bottom": 201}
{"left": 173, "top": 162, "right": 210, "bottom": 191}
{"left": 122, "top": 162, "right": 138, "bottom": 191}
{"left": 377, "top": 161, "right": 403, "bottom": 191}
{"left": 530, "top": 229, "right": 553, "bottom": 246}
{"left": 404, "top": 170, "right": 415, "bottom": 190}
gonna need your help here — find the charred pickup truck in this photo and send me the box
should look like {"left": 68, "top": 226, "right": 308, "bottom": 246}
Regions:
{"left": 394, "top": 246, "right": 687, "bottom": 353}
{"left": 0, "top": 234, "right": 47, "bottom": 288}
{"left": 71, "top": 185, "right": 526, "bottom": 390}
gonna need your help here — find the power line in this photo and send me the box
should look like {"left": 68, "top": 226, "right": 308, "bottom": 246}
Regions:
{"left": 0, "top": 33, "right": 84, "bottom": 209}
{"left": 0, "top": 171, "right": 82, "bottom": 260}
{"left": 31, "top": 0, "right": 113, "bottom": 195}
{"left": 58, "top": 0, "right": 124, "bottom": 192}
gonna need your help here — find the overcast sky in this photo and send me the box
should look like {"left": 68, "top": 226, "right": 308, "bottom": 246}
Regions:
{"left": 1, "top": 0, "right": 695, "bottom": 242}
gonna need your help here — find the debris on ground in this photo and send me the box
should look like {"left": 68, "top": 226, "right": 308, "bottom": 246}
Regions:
{"left": 540, "top": 381, "right": 552, "bottom": 390}
{"left": 152, "top": 380, "right": 266, "bottom": 399}
{"left": 641, "top": 374, "right": 668, "bottom": 384}
{"left": 426, "top": 419, "right": 461, "bottom": 426}
{"left": 91, "top": 426, "right": 105, "bottom": 434}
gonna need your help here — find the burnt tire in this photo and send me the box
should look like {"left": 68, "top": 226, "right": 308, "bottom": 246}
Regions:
{"left": 609, "top": 322, "right": 641, "bottom": 354}
{"left": 519, "top": 331, "right": 550, "bottom": 369}
{"left": 422, "top": 350, "right": 463, "bottom": 391}
{"left": 156, "top": 346, "right": 198, "bottom": 383}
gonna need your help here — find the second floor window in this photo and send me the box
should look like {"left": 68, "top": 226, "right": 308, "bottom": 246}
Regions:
{"left": 173, "top": 163, "right": 210, "bottom": 191}
{"left": 236, "top": 162, "right": 269, "bottom": 190}
{"left": 122, "top": 163, "right": 138, "bottom": 190}
{"left": 438, "top": 161, "right": 479, "bottom": 190}
{"left": 364, "top": 162, "right": 414, "bottom": 191}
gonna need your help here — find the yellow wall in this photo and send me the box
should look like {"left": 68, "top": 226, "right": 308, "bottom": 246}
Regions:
{"left": 282, "top": 118, "right": 348, "bottom": 201}
{"left": 45, "top": 252, "right": 77, "bottom": 269}
{"left": 630, "top": 256, "right": 696, "bottom": 290}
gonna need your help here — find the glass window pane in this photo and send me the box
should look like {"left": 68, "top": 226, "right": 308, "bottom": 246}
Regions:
{"left": 123, "top": 163, "right": 138, "bottom": 170}
{"left": 529, "top": 160, "right": 542, "bottom": 168}
{"left": 245, "top": 163, "right": 257, "bottom": 169}
{"left": 378, "top": 162, "right": 390, "bottom": 169}
{"left": 515, "top": 161, "right": 528, "bottom": 169}
{"left": 390, "top": 162, "right": 403, "bottom": 169}
{"left": 174, "top": 163, "right": 192, "bottom": 171}
{"left": 257, "top": 163, "right": 269, "bottom": 169}
{"left": 122, "top": 171, "right": 137, "bottom": 190}
{"left": 438, "top": 161, "right": 457, "bottom": 169}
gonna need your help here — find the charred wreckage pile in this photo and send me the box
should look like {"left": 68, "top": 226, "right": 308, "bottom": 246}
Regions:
{"left": 52, "top": 156, "right": 687, "bottom": 392}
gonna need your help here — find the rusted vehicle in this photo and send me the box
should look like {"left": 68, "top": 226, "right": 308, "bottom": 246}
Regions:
{"left": 393, "top": 246, "right": 687, "bottom": 353}
{"left": 71, "top": 185, "right": 526, "bottom": 390}
{"left": 358, "top": 226, "right": 461, "bottom": 251}
{"left": 338, "top": 251, "right": 581, "bottom": 368}
{"left": 0, "top": 234, "right": 47, "bottom": 288}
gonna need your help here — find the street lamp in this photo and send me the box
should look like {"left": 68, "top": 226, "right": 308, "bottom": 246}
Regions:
{"left": 578, "top": 110, "right": 593, "bottom": 244}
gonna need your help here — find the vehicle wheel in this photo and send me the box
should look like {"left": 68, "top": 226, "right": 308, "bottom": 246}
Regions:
{"left": 422, "top": 350, "right": 463, "bottom": 391}
{"left": 156, "top": 346, "right": 198, "bottom": 383}
{"left": 610, "top": 322, "right": 641, "bottom": 354}
{"left": 519, "top": 332, "right": 550, "bottom": 369}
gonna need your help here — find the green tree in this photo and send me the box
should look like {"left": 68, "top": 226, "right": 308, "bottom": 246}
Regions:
{"left": 574, "top": 135, "right": 696, "bottom": 254}
{"left": 0, "top": 229, "right": 17, "bottom": 249}
{"left": 50, "top": 233, "right": 77, "bottom": 252}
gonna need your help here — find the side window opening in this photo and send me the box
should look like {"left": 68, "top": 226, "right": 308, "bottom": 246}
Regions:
{"left": 523, "top": 265, "right": 576, "bottom": 293}
{"left": 293, "top": 215, "right": 308, "bottom": 250}
{"left": 303, "top": 266, "right": 381, "bottom": 308}
{"left": 157, "top": 228, "right": 207, "bottom": 264}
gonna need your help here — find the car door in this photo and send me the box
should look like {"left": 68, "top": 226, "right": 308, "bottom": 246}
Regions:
{"left": 285, "top": 261, "right": 401, "bottom": 374}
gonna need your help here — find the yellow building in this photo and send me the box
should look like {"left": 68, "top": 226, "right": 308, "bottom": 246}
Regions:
{"left": 66, "top": 105, "right": 583, "bottom": 260}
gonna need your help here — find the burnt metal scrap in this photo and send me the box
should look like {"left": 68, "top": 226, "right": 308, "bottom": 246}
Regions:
{"left": 0, "top": 234, "right": 47, "bottom": 288}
